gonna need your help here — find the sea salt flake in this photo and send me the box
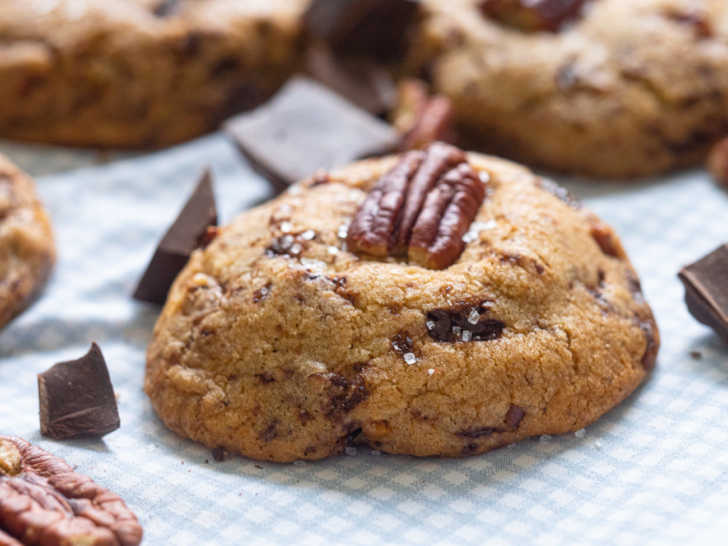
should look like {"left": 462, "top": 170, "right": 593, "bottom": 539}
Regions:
{"left": 280, "top": 234, "right": 294, "bottom": 249}
{"left": 290, "top": 243, "right": 302, "bottom": 256}
{"left": 280, "top": 221, "right": 293, "bottom": 233}
{"left": 452, "top": 326, "right": 462, "bottom": 336}
{"left": 461, "top": 330, "right": 472, "bottom": 342}
{"left": 403, "top": 353, "right": 417, "bottom": 365}
{"left": 301, "top": 229, "right": 316, "bottom": 240}
{"left": 479, "top": 171, "right": 491, "bottom": 184}
{"left": 426, "top": 320, "right": 436, "bottom": 331}
{"left": 574, "top": 429, "right": 586, "bottom": 439}
{"left": 427, "top": 368, "right": 435, "bottom": 376}
{"left": 327, "top": 246, "right": 339, "bottom": 255}
{"left": 467, "top": 309, "right": 480, "bottom": 324}
{"left": 337, "top": 224, "right": 349, "bottom": 239}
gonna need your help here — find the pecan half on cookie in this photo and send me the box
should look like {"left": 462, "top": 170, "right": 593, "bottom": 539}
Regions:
{"left": 347, "top": 142, "right": 486, "bottom": 269}
{"left": 0, "top": 437, "right": 142, "bottom": 546}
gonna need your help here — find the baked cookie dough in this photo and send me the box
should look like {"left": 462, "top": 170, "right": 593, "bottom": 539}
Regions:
{"left": 0, "top": 155, "right": 55, "bottom": 330}
{"left": 408, "top": 0, "right": 728, "bottom": 177}
{"left": 145, "top": 145, "right": 658, "bottom": 462}
{"left": 0, "top": 0, "right": 307, "bottom": 147}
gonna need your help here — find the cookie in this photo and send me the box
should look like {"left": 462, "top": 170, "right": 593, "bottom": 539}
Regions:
{"left": 407, "top": 0, "right": 728, "bottom": 177}
{"left": 0, "top": 155, "right": 55, "bottom": 330}
{"left": 144, "top": 143, "right": 658, "bottom": 462}
{"left": 0, "top": 0, "right": 307, "bottom": 147}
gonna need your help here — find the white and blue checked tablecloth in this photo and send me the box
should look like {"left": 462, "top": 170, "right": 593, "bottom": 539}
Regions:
{"left": 0, "top": 134, "right": 727, "bottom": 545}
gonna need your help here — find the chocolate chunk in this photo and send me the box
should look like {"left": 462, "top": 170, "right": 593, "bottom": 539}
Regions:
{"left": 479, "top": 0, "right": 587, "bottom": 32}
{"left": 426, "top": 303, "right": 505, "bottom": 342}
{"left": 211, "top": 447, "right": 227, "bottom": 462}
{"left": 678, "top": 244, "right": 728, "bottom": 344}
{"left": 224, "top": 77, "right": 399, "bottom": 191}
{"left": 304, "top": 0, "right": 420, "bottom": 61}
{"left": 37, "top": 343, "right": 120, "bottom": 440}
{"left": 504, "top": 405, "right": 525, "bottom": 429}
{"left": 305, "top": 45, "right": 396, "bottom": 115}
{"left": 133, "top": 169, "right": 217, "bottom": 304}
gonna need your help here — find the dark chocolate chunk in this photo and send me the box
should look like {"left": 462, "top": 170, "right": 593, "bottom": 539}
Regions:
{"left": 426, "top": 303, "right": 505, "bottom": 342}
{"left": 133, "top": 169, "right": 217, "bottom": 305}
{"left": 304, "top": 0, "right": 420, "bottom": 61}
{"left": 37, "top": 343, "right": 120, "bottom": 440}
{"left": 305, "top": 45, "right": 396, "bottom": 115}
{"left": 678, "top": 244, "right": 728, "bottom": 344}
{"left": 224, "top": 77, "right": 399, "bottom": 192}
{"left": 152, "top": 0, "right": 179, "bottom": 17}
{"left": 211, "top": 447, "right": 227, "bottom": 462}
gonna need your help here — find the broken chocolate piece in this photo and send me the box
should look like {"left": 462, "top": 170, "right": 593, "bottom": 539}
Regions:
{"left": 224, "top": 77, "right": 399, "bottom": 191}
{"left": 133, "top": 169, "right": 217, "bottom": 304}
{"left": 678, "top": 244, "right": 728, "bottom": 344}
{"left": 0, "top": 436, "right": 143, "bottom": 545}
{"left": 304, "top": 0, "right": 420, "bottom": 61}
{"left": 37, "top": 343, "right": 120, "bottom": 440}
{"left": 305, "top": 45, "right": 396, "bottom": 115}
{"left": 479, "top": 0, "right": 587, "bottom": 32}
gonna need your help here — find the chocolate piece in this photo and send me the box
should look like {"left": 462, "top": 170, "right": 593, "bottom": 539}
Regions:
{"left": 133, "top": 169, "right": 217, "bottom": 304}
{"left": 0, "top": 436, "right": 143, "bottom": 545}
{"left": 224, "top": 77, "right": 399, "bottom": 191}
{"left": 678, "top": 244, "right": 728, "bottom": 344}
{"left": 479, "top": 0, "right": 587, "bottom": 32}
{"left": 37, "top": 343, "right": 120, "bottom": 440}
{"left": 346, "top": 142, "right": 486, "bottom": 269}
{"left": 305, "top": 45, "right": 396, "bottom": 115}
{"left": 426, "top": 303, "right": 505, "bottom": 342}
{"left": 304, "top": 0, "right": 420, "bottom": 61}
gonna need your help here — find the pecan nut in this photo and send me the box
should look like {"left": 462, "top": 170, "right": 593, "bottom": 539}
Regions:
{"left": 392, "top": 79, "right": 455, "bottom": 151}
{"left": 0, "top": 437, "right": 143, "bottom": 546}
{"left": 479, "top": 0, "right": 587, "bottom": 32}
{"left": 347, "top": 142, "right": 486, "bottom": 269}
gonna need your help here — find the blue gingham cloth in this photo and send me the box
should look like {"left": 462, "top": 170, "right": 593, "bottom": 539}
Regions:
{"left": 1, "top": 134, "right": 727, "bottom": 545}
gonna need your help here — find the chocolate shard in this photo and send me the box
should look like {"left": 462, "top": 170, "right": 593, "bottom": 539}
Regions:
{"left": 304, "top": 0, "right": 420, "bottom": 61}
{"left": 678, "top": 244, "right": 728, "bottom": 344}
{"left": 38, "top": 343, "right": 120, "bottom": 440}
{"left": 305, "top": 44, "right": 396, "bottom": 115}
{"left": 224, "top": 77, "right": 399, "bottom": 192}
{"left": 133, "top": 169, "right": 217, "bottom": 305}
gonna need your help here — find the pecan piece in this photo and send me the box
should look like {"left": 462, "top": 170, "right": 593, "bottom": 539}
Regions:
{"left": 0, "top": 437, "right": 143, "bottom": 546}
{"left": 348, "top": 143, "right": 485, "bottom": 269}
{"left": 708, "top": 137, "right": 728, "bottom": 188}
{"left": 479, "top": 0, "right": 587, "bottom": 32}
{"left": 392, "top": 79, "right": 456, "bottom": 151}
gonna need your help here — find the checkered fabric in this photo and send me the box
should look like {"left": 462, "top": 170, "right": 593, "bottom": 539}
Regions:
{"left": 1, "top": 134, "right": 727, "bottom": 545}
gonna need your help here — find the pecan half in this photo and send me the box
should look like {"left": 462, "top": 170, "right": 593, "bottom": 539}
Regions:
{"left": 392, "top": 79, "right": 455, "bottom": 151}
{"left": 347, "top": 142, "right": 486, "bottom": 269}
{"left": 0, "top": 437, "right": 143, "bottom": 546}
{"left": 479, "top": 0, "right": 587, "bottom": 32}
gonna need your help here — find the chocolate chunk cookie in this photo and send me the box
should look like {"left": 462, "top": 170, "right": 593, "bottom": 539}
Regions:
{"left": 408, "top": 0, "right": 728, "bottom": 177}
{"left": 145, "top": 144, "right": 658, "bottom": 462}
{"left": 0, "top": 155, "right": 55, "bottom": 330}
{"left": 0, "top": 1, "right": 307, "bottom": 147}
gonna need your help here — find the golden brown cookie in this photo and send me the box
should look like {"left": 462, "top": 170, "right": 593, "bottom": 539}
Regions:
{"left": 145, "top": 145, "right": 658, "bottom": 462}
{"left": 0, "top": 155, "right": 55, "bottom": 330}
{"left": 408, "top": 0, "right": 728, "bottom": 178}
{"left": 0, "top": 0, "right": 307, "bottom": 147}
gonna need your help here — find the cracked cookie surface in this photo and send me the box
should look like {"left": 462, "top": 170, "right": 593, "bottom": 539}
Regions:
{"left": 0, "top": 0, "right": 307, "bottom": 147}
{"left": 409, "top": 0, "right": 728, "bottom": 177}
{"left": 145, "top": 150, "right": 658, "bottom": 462}
{"left": 0, "top": 155, "right": 55, "bottom": 330}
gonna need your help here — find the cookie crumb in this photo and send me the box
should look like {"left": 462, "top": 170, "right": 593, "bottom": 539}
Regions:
{"left": 574, "top": 429, "right": 586, "bottom": 439}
